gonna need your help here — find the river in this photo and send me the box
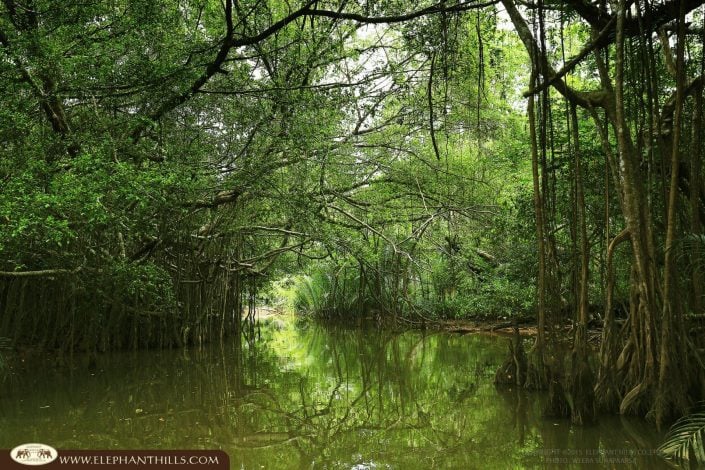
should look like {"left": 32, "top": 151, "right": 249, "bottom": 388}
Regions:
{"left": 0, "top": 317, "right": 668, "bottom": 468}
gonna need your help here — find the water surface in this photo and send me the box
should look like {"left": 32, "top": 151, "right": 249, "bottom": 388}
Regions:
{"left": 0, "top": 319, "right": 667, "bottom": 468}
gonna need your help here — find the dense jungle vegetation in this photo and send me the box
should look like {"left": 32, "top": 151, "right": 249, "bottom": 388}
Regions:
{"left": 1, "top": 0, "right": 705, "bottom": 442}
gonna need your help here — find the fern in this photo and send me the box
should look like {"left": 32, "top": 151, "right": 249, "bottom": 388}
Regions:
{"left": 292, "top": 273, "right": 332, "bottom": 315}
{"left": 659, "top": 411, "right": 705, "bottom": 466}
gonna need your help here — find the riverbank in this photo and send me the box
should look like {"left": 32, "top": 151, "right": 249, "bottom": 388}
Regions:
{"left": 440, "top": 318, "right": 538, "bottom": 336}
{"left": 255, "top": 306, "right": 605, "bottom": 346}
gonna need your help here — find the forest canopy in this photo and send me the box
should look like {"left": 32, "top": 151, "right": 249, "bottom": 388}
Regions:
{"left": 1, "top": 0, "right": 704, "bottom": 428}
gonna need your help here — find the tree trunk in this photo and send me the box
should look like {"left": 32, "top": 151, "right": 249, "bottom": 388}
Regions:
{"left": 568, "top": 104, "right": 595, "bottom": 424}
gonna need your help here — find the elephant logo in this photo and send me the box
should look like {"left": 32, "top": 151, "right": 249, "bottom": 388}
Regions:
{"left": 10, "top": 443, "right": 57, "bottom": 466}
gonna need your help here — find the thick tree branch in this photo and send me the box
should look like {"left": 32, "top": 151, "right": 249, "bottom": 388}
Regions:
{"left": 517, "top": 0, "right": 705, "bottom": 103}
{"left": 130, "top": 0, "right": 497, "bottom": 147}
{"left": 299, "top": 0, "right": 500, "bottom": 24}
{"left": 192, "top": 189, "right": 242, "bottom": 209}
{"left": 524, "top": 16, "right": 616, "bottom": 97}
{"left": 562, "top": 0, "right": 704, "bottom": 33}
{"left": 500, "top": 0, "right": 607, "bottom": 109}
{"left": 130, "top": 0, "right": 240, "bottom": 146}
{"left": 0, "top": 25, "right": 74, "bottom": 153}
{"left": 661, "top": 73, "right": 705, "bottom": 133}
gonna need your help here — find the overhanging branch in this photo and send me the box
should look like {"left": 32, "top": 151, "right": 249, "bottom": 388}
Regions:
{"left": 0, "top": 266, "right": 82, "bottom": 278}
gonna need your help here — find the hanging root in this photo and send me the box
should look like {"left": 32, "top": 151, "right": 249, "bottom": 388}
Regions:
{"left": 567, "top": 328, "right": 596, "bottom": 425}
{"left": 494, "top": 326, "right": 528, "bottom": 387}
{"left": 568, "top": 352, "right": 596, "bottom": 425}
{"left": 524, "top": 345, "right": 549, "bottom": 391}
{"left": 569, "top": 358, "right": 596, "bottom": 424}
{"left": 594, "top": 322, "right": 631, "bottom": 413}
{"left": 620, "top": 382, "right": 651, "bottom": 417}
{"left": 543, "top": 354, "right": 571, "bottom": 419}
{"left": 594, "top": 371, "right": 622, "bottom": 414}
{"left": 523, "top": 327, "right": 549, "bottom": 390}
{"left": 653, "top": 335, "right": 691, "bottom": 428}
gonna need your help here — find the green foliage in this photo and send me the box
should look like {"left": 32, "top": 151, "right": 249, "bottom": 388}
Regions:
{"left": 291, "top": 264, "right": 376, "bottom": 319}
{"left": 293, "top": 273, "right": 332, "bottom": 315}
{"left": 108, "top": 261, "right": 176, "bottom": 307}
{"left": 462, "top": 277, "right": 535, "bottom": 319}
{"left": 0, "top": 0, "right": 537, "bottom": 347}
{"left": 659, "top": 410, "right": 705, "bottom": 467}
{"left": 289, "top": 242, "right": 536, "bottom": 321}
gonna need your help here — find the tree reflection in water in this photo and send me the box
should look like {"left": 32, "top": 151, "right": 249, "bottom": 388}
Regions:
{"left": 0, "top": 319, "right": 665, "bottom": 468}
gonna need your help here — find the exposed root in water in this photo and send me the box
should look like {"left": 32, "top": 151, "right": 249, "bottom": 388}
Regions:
{"left": 543, "top": 358, "right": 570, "bottom": 419}
{"left": 567, "top": 353, "right": 596, "bottom": 424}
{"left": 566, "top": 325, "right": 596, "bottom": 425}
{"left": 524, "top": 345, "right": 550, "bottom": 391}
{"left": 494, "top": 326, "right": 528, "bottom": 387}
